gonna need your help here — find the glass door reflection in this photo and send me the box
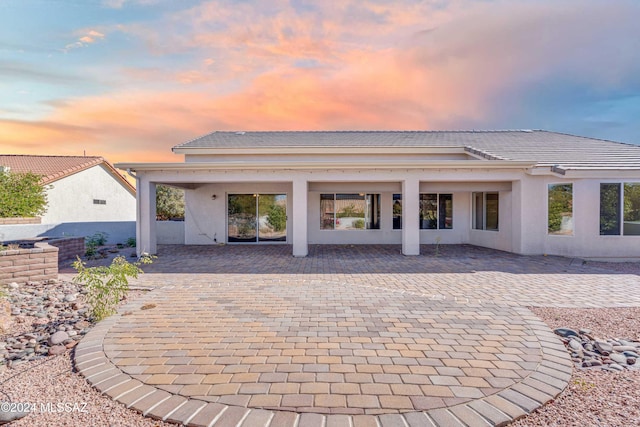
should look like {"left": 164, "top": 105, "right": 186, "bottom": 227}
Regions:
{"left": 258, "top": 194, "right": 287, "bottom": 242}
{"left": 227, "top": 194, "right": 287, "bottom": 243}
{"left": 227, "top": 194, "right": 257, "bottom": 242}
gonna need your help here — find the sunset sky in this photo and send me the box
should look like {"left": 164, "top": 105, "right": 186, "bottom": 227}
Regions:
{"left": 1, "top": 0, "right": 640, "bottom": 164}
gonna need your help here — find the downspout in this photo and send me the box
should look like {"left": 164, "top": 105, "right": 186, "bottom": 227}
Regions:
{"left": 126, "top": 168, "right": 142, "bottom": 256}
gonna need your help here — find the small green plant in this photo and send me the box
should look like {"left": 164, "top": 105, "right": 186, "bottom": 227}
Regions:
{"left": 126, "top": 237, "right": 136, "bottom": 247}
{"left": 572, "top": 377, "right": 595, "bottom": 391}
{"left": 87, "top": 231, "right": 109, "bottom": 247}
{"left": 434, "top": 236, "right": 442, "bottom": 257}
{"left": 85, "top": 232, "right": 109, "bottom": 258}
{"left": 72, "top": 254, "right": 154, "bottom": 321}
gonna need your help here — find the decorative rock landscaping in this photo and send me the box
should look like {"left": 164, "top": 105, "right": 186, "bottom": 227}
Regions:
{"left": 0, "top": 280, "right": 93, "bottom": 368}
{"left": 554, "top": 327, "right": 640, "bottom": 371}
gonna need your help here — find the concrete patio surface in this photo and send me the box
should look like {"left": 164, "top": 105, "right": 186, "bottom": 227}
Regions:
{"left": 73, "top": 245, "right": 640, "bottom": 426}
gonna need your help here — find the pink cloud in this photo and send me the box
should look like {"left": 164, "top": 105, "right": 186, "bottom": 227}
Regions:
{"left": 13, "top": 0, "right": 640, "bottom": 163}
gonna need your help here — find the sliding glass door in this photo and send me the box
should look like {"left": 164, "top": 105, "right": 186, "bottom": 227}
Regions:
{"left": 227, "top": 194, "right": 287, "bottom": 243}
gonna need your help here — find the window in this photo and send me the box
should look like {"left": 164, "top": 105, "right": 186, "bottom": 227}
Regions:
{"left": 624, "top": 183, "right": 640, "bottom": 236}
{"left": 472, "top": 192, "right": 499, "bottom": 231}
{"left": 392, "top": 194, "right": 402, "bottom": 230}
{"left": 548, "top": 184, "right": 573, "bottom": 235}
{"left": 93, "top": 199, "right": 106, "bottom": 205}
{"left": 600, "top": 183, "right": 640, "bottom": 236}
{"left": 320, "top": 194, "right": 380, "bottom": 230}
{"left": 600, "top": 184, "right": 620, "bottom": 235}
{"left": 419, "top": 194, "right": 452, "bottom": 230}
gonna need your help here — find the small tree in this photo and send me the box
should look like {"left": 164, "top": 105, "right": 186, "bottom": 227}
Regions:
{"left": 0, "top": 171, "right": 48, "bottom": 217}
{"left": 156, "top": 185, "right": 185, "bottom": 220}
{"left": 73, "top": 255, "right": 154, "bottom": 321}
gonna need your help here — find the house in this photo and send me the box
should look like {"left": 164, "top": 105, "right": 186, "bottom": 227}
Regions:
{"left": 0, "top": 155, "right": 136, "bottom": 243}
{"left": 115, "top": 130, "right": 640, "bottom": 259}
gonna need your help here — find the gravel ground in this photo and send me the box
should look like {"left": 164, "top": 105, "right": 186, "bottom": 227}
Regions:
{"left": 1, "top": 287, "right": 176, "bottom": 427}
{"left": 514, "top": 306, "right": 640, "bottom": 427}
{"left": 2, "top": 255, "right": 640, "bottom": 426}
{"left": 0, "top": 353, "right": 176, "bottom": 427}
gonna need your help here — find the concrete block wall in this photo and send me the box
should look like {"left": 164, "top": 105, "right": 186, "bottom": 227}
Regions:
{"left": 48, "top": 237, "right": 85, "bottom": 261}
{"left": 0, "top": 242, "right": 58, "bottom": 285}
{"left": 0, "top": 217, "right": 41, "bottom": 225}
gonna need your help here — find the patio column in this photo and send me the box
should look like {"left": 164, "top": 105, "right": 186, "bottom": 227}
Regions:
{"left": 402, "top": 178, "right": 420, "bottom": 255}
{"left": 138, "top": 180, "right": 157, "bottom": 256}
{"left": 292, "top": 177, "right": 308, "bottom": 257}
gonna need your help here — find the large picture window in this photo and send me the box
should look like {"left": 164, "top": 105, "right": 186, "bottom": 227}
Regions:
{"left": 472, "top": 192, "right": 499, "bottom": 231}
{"left": 600, "top": 183, "right": 640, "bottom": 236}
{"left": 548, "top": 184, "right": 573, "bottom": 235}
{"left": 320, "top": 194, "right": 380, "bottom": 230}
{"left": 419, "top": 194, "right": 452, "bottom": 230}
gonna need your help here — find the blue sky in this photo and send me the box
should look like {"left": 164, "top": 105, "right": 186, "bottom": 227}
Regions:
{"left": 1, "top": 0, "right": 639, "bottom": 162}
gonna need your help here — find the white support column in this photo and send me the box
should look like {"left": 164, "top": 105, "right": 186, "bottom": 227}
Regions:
{"left": 138, "top": 180, "right": 157, "bottom": 256}
{"left": 292, "top": 177, "right": 308, "bottom": 257}
{"left": 402, "top": 178, "right": 420, "bottom": 255}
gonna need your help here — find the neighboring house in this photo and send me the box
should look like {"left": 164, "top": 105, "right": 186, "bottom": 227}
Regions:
{"left": 116, "top": 130, "right": 640, "bottom": 259}
{"left": 0, "top": 155, "right": 136, "bottom": 243}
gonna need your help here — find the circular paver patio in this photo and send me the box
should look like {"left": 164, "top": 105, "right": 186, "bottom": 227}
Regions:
{"left": 75, "top": 271, "right": 574, "bottom": 426}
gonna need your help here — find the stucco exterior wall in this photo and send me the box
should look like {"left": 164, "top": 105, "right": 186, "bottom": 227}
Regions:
{"left": 157, "top": 221, "right": 185, "bottom": 244}
{"left": 531, "top": 176, "right": 640, "bottom": 258}
{"left": 135, "top": 167, "right": 640, "bottom": 259}
{"left": 184, "top": 182, "right": 293, "bottom": 245}
{"left": 162, "top": 169, "right": 522, "bottom": 249}
{"left": 42, "top": 165, "right": 135, "bottom": 224}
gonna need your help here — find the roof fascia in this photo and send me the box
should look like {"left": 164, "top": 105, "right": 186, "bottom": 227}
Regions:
{"left": 115, "top": 159, "right": 536, "bottom": 172}
{"left": 553, "top": 169, "right": 640, "bottom": 179}
{"left": 99, "top": 161, "right": 137, "bottom": 195}
{"left": 43, "top": 159, "right": 136, "bottom": 195}
{"left": 172, "top": 146, "right": 470, "bottom": 155}
{"left": 528, "top": 166, "right": 640, "bottom": 179}
{"left": 40, "top": 158, "right": 103, "bottom": 185}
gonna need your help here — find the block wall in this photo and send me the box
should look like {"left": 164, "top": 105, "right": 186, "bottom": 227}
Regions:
{"left": 0, "top": 242, "right": 58, "bottom": 285}
{"left": 48, "top": 237, "right": 85, "bottom": 262}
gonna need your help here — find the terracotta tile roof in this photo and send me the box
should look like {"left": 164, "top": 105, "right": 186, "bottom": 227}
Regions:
{"left": 0, "top": 155, "right": 135, "bottom": 193}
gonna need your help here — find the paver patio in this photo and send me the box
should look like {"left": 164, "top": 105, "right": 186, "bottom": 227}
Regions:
{"left": 73, "top": 245, "right": 640, "bottom": 426}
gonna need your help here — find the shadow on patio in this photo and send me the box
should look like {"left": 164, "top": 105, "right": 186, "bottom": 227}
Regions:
{"left": 134, "top": 244, "right": 636, "bottom": 276}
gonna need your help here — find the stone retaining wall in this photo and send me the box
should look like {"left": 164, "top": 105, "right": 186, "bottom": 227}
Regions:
{"left": 47, "top": 237, "right": 85, "bottom": 262}
{"left": 0, "top": 242, "right": 58, "bottom": 285}
{"left": 0, "top": 217, "right": 41, "bottom": 225}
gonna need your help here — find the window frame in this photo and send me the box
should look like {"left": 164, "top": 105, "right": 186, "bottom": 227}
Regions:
{"left": 472, "top": 192, "right": 499, "bottom": 231}
{"left": 418, "top": 193, "right": 453, "bottom": 230}
{"left": 392, "top": 193, "right": 402, "bottom": 230}
{"left": 600, "top": 182, "right": 640, "bottom": 236}
{"left": 547, "top": 183, "right": 574, "bottom": 236}
{"left": 320, "top": 193, "right": 381, "bottom": 231}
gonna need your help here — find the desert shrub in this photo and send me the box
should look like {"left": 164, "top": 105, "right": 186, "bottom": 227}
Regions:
{"left": 73, "top": 254, "right": 154, "bottom": 321}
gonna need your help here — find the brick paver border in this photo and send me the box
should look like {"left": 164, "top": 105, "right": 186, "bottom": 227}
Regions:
{"left": 76, "top": 281, "right": 572, "bottom": 427}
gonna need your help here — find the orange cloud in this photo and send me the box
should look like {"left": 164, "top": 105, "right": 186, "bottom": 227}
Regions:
{"left": 10, "top": 0, "right": 640, "bottom": 164}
